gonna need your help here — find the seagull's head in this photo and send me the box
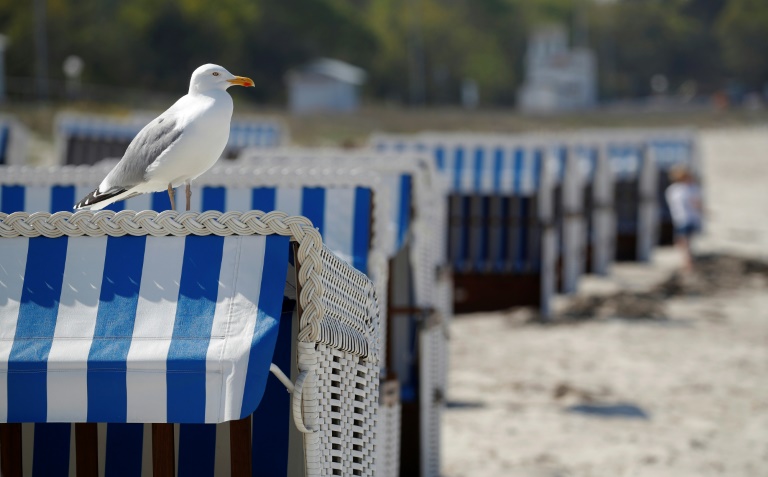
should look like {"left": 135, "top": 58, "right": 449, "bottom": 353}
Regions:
{"left": 189, "top": 64, "right": 254, "bottom": 94}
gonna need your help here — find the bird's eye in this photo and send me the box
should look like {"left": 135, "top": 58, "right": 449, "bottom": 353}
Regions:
{"left": 212, "top": 72, "right": 220, "bottom": 76}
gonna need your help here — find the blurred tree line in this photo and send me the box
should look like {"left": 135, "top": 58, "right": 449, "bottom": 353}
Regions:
{"left": 0, "top": 0, "right": 766, "bottom": 105}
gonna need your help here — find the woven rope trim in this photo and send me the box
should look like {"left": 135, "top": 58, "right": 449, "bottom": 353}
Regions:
{"left": 0, "top": 210, "right": 377, "bottom": 355}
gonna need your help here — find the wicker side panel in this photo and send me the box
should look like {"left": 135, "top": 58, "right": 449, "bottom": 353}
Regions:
{"left": 434, "top": 276, "right": 452, "bottom": 391}
{"left": 375, "top": 382, "right": 402, "bottom": 477}
{"left": 317, "top": 247, "right": 379, "bottom": 358}
{"left": 314, "top": 344, "right": 379, "bottom": 477}
{"left": 419, "top": 325, "right": 446, "bottom": 477}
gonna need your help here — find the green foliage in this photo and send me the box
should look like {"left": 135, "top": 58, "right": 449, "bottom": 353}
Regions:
{"left": 0, "top": 0, "right": 766, "bottom": 105}
{"left": 717, "top": 0, "right": 768, "bottom": 88}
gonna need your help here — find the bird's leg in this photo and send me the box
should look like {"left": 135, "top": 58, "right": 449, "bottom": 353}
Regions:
{"left": 185, "top": 182, "right": 191, "bottom": 211}
{"left": 167, "top": 184, "right": 176, "bottom": 211}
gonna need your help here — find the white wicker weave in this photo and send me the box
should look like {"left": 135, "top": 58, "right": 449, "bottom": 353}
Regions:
{"left": 236, "top": 148, "right": 452, "bottom": 477}
{"left": 0, "top": 211, "right": 380, "bottom": 477}
{"left": 376, "top": 379, "right": 402, "bottom": 477}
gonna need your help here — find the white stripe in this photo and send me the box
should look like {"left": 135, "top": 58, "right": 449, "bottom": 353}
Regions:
{"left": 68, "top": 424, "right": 76, "bottom": 477}
{"left": 97, "top": 423, "right": 107, "bottom": 477}
{"left": 22, "top": 423, "right": 34, "bottom": 474}
{"left": 480, "top": 145, "right": 495, "bottom": 194}
{"left": 46, "top": 236, "right": 108, "bottom": 421}
{"left": 275, "top": 188, "right": 302, "bottom": 216}
{"left": 499, "top": 149, "right": 514, "bottom": 192}
{"left": 215, "top": 236, "right": 267, "bottom": 421}
{"left": 214, "top": 421, "right": 231, "bottom": 475}
{"left": 460, "top": 146, "right": 473, "bottom": 193}
{"left": 75, "top": 186, "right": 95, "bottom": 208}
{"left": 124, "top": 193, "right": 152, "bottom": 211}
{"left": 125, "top": 236, "right": 186, "bottom": 422}
{"left": 226, "top": 188, "right": 252, "bottom": 212}
{"left": 382, "top": 174, "right": 402, "bottom": 254}
{"left": 205, "top": 236, "right": 240, "bottom": 422}
{"left": 324, "top": 189, "right": 355, "bottom": 266}
{"left": 0, "top": 237, "right": 29, "bottom": 421}
{"left": 520, "top": 149, "right": 534, "bottom": 195}
{"left": 24, "top": 185, "right": 51, "bottom": 212}
{"left": 189, "top": 185, "right": 204, "bottom": 213}
{"left": 141, "top": 423, "right": 152, "bottom": 477}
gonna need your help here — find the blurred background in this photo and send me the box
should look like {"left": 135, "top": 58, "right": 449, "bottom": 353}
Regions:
{"left": 1, "top": 1, "right": 766, "bottom": 477}
{"left": 1, "top": 0, "right": 768, "bottom": 146}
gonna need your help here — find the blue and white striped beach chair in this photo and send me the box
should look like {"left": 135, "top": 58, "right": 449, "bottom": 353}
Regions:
{"left": 54, "top": 113, "right": 285, "bottom": 166}
{"left": 0, "top": 161, "right": 395, "bottom": 476}
{"left": 372, "top": 133, "right": 557, "bottom": 318}
{"left": 469, "top": 132, "right": 619, "bottom": 280}
{"left": 602, "top": 139, "right": 659, "bottom": 262}
{"left": 0, "top": 210, "right": 380, "bottom": 477}
{"left": 234, "top": 149, "right": 452, "bottom": 477}
{"left": 577, "top": 128, "right": 698, "bottom": 252}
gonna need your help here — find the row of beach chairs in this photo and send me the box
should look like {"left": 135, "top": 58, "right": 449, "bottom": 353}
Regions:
{"left": 0, "top": 115, "right": 697, "bottom": 477}
{"left": 372, "top": 129, "right": 699, "bottom": 316}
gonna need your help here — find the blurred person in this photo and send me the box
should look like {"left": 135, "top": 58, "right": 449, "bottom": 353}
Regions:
{"left": 665, "top": 165, "right": 702, "bottom": 271}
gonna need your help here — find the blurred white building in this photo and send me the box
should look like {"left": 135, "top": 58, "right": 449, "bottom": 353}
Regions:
{"left": 287, "top": 58, "right": 366, "bottom": 114}
{"left": 517, "top": 26, "right": 597, "bottom": 113}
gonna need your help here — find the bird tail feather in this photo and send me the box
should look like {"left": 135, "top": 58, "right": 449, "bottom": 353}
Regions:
{"left": 74, "top": 187, "right": 138, "bottom": 210}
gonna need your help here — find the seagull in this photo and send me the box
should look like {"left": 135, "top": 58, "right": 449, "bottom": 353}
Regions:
{"left": 74, "top": 64, "right": 254, "bottom": 211}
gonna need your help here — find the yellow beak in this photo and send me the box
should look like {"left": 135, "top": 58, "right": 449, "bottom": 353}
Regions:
{"left": 227, "top": 76, "right": 255, "bottom": 87}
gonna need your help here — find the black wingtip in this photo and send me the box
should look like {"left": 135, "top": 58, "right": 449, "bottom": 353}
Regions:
{"left": 74, "top": 187, "right": 127, "bottom": 209}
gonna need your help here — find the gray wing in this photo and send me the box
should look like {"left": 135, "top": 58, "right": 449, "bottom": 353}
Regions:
{"left": 101, "top": 116, "right": 183, "bottom": 189}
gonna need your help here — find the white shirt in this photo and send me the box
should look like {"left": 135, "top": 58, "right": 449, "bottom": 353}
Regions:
{"left": 665, "top": 182, "right": 702, "bottom": 227}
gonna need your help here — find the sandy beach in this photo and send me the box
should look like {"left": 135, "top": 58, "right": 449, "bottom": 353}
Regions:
{"left": 442, "top": 127, "right": 768, "bottom": 477}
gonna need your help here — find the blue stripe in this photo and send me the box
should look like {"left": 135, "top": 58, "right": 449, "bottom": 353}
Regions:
{"left": 105, "top": 199, "right": 125, "bottom": 212}
{"left": 434, "top": 146, "right": 445, "bottom": 171}
{"left": 533, "top": 150, "right": 543, "bottom": 189}
{"left": 396, "top": 175, "right": 412, "bottom": 252}
{"left": 151, "top": 191, "right": 173, "bottom": 212}
{"left": 0, "top": 126, "right": 8, "bottom": 164}
{"left": 301, "top": 188, "right": 325, "bottom": 234}
{"left": 1, "top": 185, "right": 24, "bottom": 213}
{"left": 167, "top": 235, "right": 225, "bottom": 423}
{"left": 473, "top": 148, "right": 483, "bottom": 192}
{"left": 558, "top": 147, "right": 567, "bottom": 181}
{"left": 7, "top": 236, "right": 68, "bottom": 422}
{"left": 515, "top": 198, "right": 529, "bottom": 272}
{"left": 459, "top": 196, "right": 471, "bottom": 269}
{"left": 498, "top": 198, "right": 510, "bottom": 270}
{"left": 251, "top": 307, "right": 294, "bottom": 476}
{"left": 353, "top": 187, "right": 371, "bottom": 274}
{"left": 240, "top": 235, "right": 290, "bottom": 419}
{"left": 32, "top": 423, "right": 71, "bottom": 476}
{"left": 453, "top": 147, "right": 464, "bottom": 191}
{"left": 251, "top": 187, "right": 276, "bottom": 211}
{"left": 479, "top": 197, "right": 490, "bottom": 264}
{"left": 51, "top": 185, "right": 76, "bottom": 212}
{"left": 178, "top": 424, "right": 216, "bottom": 477}
{"left": 88, "top": 235, "right": 147, "bottom": 422}
{"left": 512, "top": 149, "right": 524, "bottom": 194}
{"left": 492, "top": 148, "right": 504, "bottom": 193}
{"left": 105, "top": 423, "right": 144, "bottom": 477}
{"left": 203, "top": 187, "right": 226, "bottom": 212}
